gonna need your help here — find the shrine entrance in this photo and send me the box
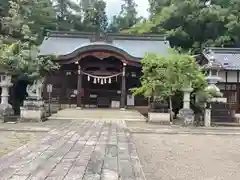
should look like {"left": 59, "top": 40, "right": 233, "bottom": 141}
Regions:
{"left": 80, "top": 55, "right": 123, "bottom": 108}
{"left": 40, "top": 31, "right": 169, "bottom": 110}
{"left": 44, "top": 48, "right": 142, "bottom": 109}
{"left": 74, "top": 51, "right": 128, "bottom": 109}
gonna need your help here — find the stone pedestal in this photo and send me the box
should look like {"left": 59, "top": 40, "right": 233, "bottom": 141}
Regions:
{"left": 179, "top": 87, "right": 194, "bottom": 126}
{"left": 0, "top": 104, "right": 14, "bottom": 117}
{"left": 179, "top": 108, "right": 194, "bottom": 126}
{"left": 148, "top": 112, "right": 171, "bottom": 124}
{"left": 204, "top": 109, "right": 211, "bottom": 127}
{"left": 20, "top": 98, "right": 46, "bottom": 122}
{"left": 182, "top": 88, "right": 193, "bottom": 109}
{"left": 0, "top": 75, "right": 14, "bottom": 122}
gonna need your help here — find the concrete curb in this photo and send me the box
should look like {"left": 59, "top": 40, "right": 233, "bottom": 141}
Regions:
{"left": 48, "top": 116, "right": 146, "bottom": 122}
{"left": 0, "top": 127, "right": 50, "bottom": 132}
{"left": 130, "top": 128, "right": 240, "bottom": 135}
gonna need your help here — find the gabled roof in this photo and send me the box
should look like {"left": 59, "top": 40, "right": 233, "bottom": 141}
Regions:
{"left": 39, "top": 31, "right": 170, "bottom": 61}
{"left": 202, "top": 47, "right": 240, "bottom": 70}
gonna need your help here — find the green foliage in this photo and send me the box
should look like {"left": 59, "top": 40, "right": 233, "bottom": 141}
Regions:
{"left": 1, "top": 0, "right": 57, "bottom": 43}
{"left": 2, "top": 0, "right": 140, "bottom": 35}
{"left": 0, "top": 39, "right": 59, "bottom": 79}
{"left": 132, "top": 49, "right": 207, "bottom": 101}
{"left": 108, "top": 0, "right": 141, "bottom": 32}
{"left": 0, "top": 0, "right": 59, "bottom": 80}
{"left": 128, "top": 0, "right": 240, "bottom": 54}
{"left": 53, "top": 0, "right": 85, "bottom": 31}
{"left": 1, "top": 0, "right": 141, "bottom": 81}
{"left": 92, "top": 0, "right": 108, "bottom": 32}
{"left": 80, "top": 0, "right": 108, "bottom": 32}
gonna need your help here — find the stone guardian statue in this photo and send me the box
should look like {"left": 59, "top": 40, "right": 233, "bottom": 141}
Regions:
{"left": 26, "top": 78, "right": 44, "bottom": 100}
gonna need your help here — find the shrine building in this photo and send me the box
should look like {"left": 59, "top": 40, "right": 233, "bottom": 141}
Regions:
{"left": 39, "top": 31, "right": 170, "bottom": 109}
{"left": 198, "top": 48, "right": 240, "bottom": 116}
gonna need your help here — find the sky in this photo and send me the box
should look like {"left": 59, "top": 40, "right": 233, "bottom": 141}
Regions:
{"left": 74, "top": 0, "right": 149, "bottom": 18}
{"left": 105, "top": 0, "right": 149, "bottom": 18}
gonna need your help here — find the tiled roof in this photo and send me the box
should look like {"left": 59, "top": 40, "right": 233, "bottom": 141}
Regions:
{"left": 202, "top": 48, "right": 240, "bottom": 70}
{"left": 39, "top": 31, "right": 170, "bottom": 60}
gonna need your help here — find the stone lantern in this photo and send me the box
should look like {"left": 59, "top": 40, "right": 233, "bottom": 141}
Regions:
{"left": 204, "top": 55, "right": 222, "bottom": 93}
{"left": 0, "top": 68, "right": 14, "bottom": 121}
{"left": 179, "top": 83, "right": 195, "bottom": 126}
{"left": 203, "top": 55, "right": 223, "bottom": 126}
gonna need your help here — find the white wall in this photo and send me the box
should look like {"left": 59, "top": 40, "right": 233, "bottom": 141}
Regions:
{"left": 218, "top": 71, "right": 226, "bottom": 82}
{"left": 227, "top": 71, "right": 238, "bottom": 82}
{"left": 218, "top": 70, "right": 239, "bottom": 83}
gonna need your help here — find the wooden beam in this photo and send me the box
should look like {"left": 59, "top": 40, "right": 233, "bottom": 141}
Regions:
{"left": 77, "top": 64, "right": 83, "bottom": 108}
{"left": 237, "top": 71, "right": 239, "bottom": 83}
{"left": 120, "top": 64, "right": 126, "bottom": 109}
{"left": 225, "top": 71, "right": 228, "bottom": 83}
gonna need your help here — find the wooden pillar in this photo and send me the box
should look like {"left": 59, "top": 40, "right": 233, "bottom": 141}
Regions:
{"left": 237, "top": 71, "right": 240, "bottom": 113}
{"left": 60, "top": 72, "right": 66, "bottom": 109}
{"left": 120, "top": 63, "right": 126, "bottom": 109}
{"left": 77, "top": 64, "right": 82, "bottom": 109}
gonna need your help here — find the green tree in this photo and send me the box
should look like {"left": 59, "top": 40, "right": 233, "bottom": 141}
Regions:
{"left": 0, "top": 0, "right": 9, "bottom": 34}
{"left": 1, "top": 0, "right": 58, "bottom": 43}
{"left": 224, "top": 0, "right": 240, "bottom": 47}
{"left": 93, "top": 0, "right": 108, "bottom": 32}
{"left": 0, "top": 0, "right": 9, "bottom": 17}
{"left": 53, "top": 0, "right": 83, "bottom": 31}
{"left": 81, "top": 0, "right": 108, "bottom": 32}
{"left": 132, "top": 49, "right": 207, "bottom": 121}
{"left": 129, "top": 0, "right": 231, "bottom": 54}
{"left": 28, "top": 0, "right": 58, "bottom": 42}
{"left": 0, "top": 0, "right": 58, "bottom": 80}
{"left": 108, "top": 15, "right": 120, "bottom": 33}
{"left": 108, "top": 0, "right": 140, "bottom": 32}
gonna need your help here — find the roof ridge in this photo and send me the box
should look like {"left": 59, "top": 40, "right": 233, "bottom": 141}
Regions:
{"left": 46, "top": 30, "right": 167, "bottom": 41}
{"left": 206, "top": 47, "right": 240, "bottom": 52}
{"left": 202, "top": 47, "right": 240, "bottom": 70}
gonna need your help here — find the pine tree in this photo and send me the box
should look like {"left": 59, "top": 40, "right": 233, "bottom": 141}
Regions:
{"left": 0, "top": 0, "right": 58, "bottom": 80}
{"left": 53, "top": 0, "right": 83, "bottom": 31}
{"left": 108, "top": 0, "right": 140, "bottom": 32}
{"left": 81, "top": 0, "right": 108, "bottom": 32}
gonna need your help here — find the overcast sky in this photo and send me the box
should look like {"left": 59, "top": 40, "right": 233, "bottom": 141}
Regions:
{"left": 74, "top": 0, "right": 149, "bottom": 18}
{"left": 105, "top": 0, "right": 149, "bottom": 18}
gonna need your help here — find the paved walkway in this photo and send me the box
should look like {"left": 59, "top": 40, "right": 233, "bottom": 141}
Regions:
{"left": 48, "top": 109, "right": 146, "bottom": 122}
{"left": 0, "top": 120, "right": 145, "bottom": 180}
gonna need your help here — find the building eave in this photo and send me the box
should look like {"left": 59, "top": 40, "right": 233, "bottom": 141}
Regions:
{"left": 202, "top": 47, "right": 240, "bottom": 70}
{"left": 46, "top": 30, "right": 167, "bottom": 41}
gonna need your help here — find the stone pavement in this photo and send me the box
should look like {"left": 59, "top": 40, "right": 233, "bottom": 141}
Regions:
{"left": 48, "top": 109, "right": 146, "bottom": 122}
{"left": 0, "top": 120, "right": 145, "bottom": 180}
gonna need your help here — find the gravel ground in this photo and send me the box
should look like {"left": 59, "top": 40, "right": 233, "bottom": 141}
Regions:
{"left": 0, "top": 120, "right": 70, "bottom": 157}
{"left": 133, "top": 133, "right": 240, "bottom": 180}
{"left": 0, "top": 131, "right": 45, "bottom": 157}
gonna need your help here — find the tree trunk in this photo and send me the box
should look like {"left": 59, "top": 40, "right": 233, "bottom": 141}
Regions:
{"left": 169, "top": 96, "right": 173, "bottom": 123}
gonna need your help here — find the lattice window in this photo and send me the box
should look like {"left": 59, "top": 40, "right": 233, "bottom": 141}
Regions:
{"left": 217, "top": 83, "right": 238, "bottom": 91}
{"left": 227, "top": 92, "right": 237, "bottom": 104}
{"left": 232, "top": 84, "right": 237, "bottom": 90}
{"left": 217, "top": 83, "right": 225, "bottom": 90}
{"left": 226, "top": 84, "right": 232, "bottom": 90}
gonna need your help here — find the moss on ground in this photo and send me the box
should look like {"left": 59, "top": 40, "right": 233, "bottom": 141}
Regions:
{"left": 0, "top": 131, "right": 45, "bottom": 157}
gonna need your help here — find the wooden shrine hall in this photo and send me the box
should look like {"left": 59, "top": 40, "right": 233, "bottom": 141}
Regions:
{"left": 39, "top": 31, "right": 170, "bottom": 109}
